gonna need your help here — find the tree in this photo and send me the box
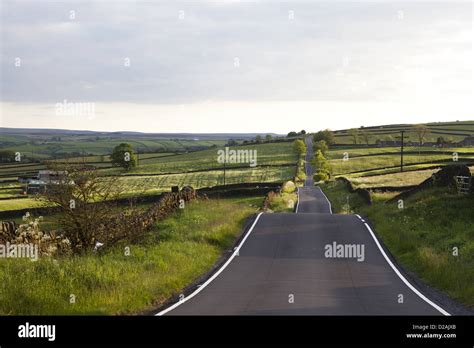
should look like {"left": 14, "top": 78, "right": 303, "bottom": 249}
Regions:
{"left": 314, "top": 150, "right": 330, "bottom": 172}
{"left": 299, "top": 130, "right": 306, "bottom": 135}
{"left": 287, "top": 131, "right": 298, "bottom": 138}
{"left": 265, "top": 134, "right": 273, "bottom": 142}
{"left": 313, "top": 149, "right": 331, "bottom": 181}
{"left": 0, "top": 150, "right": 16, "bottom": 163}
{"left": 40, "top": 164, "right": 121, "bottom": 252}
{"left": 111, "top": 143, "right": 137, "bottom": 170}
{"left": 40, "top": 163, "right": 156, "bottom": 253}
{"left": 226, "top": 139, "right": 238, "bottom": 146}
{"left": 293, "top": 139, "right": 307, "bottom": 156}
{"left": 313, "top": 129, "right": 335, "bottom": 145}
{"left": 413, "top": 124, "right": 430, "bottom": 145}
{"left": 359, "top": 129, "right": 372, "bottom": 146}
{"left": 348, "top": 129, "right": 359, "bottom": 144}
{"left": 313, "top": 140, "right": 328, "bottom": 156}
{"left": 255, "top": 135, "right": 262, "bottom": 143}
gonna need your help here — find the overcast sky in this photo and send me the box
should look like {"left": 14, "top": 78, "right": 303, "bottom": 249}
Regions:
{"left": 0, "top": 0, "right": 472, "bottom": 133}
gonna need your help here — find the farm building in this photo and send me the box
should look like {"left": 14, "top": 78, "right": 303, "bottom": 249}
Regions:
{"left": 38, "top": 170, "right": 67, "bottom": 184}
{"left": 20, "top": 170, "right": 68, "bottom": 195}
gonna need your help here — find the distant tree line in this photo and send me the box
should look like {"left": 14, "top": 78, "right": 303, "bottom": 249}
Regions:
{"left": 287, "top": 130, "right": 306, "bottom": 138}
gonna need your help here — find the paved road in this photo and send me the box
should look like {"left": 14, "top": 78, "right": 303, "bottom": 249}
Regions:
{"left": 158, "top": 136, "right": 447, "bottom": 315}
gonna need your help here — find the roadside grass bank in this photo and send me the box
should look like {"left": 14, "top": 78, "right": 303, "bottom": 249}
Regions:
{"left": 267, "top": 192, "right": 297, "bottom": 212}
{"left": 320, "top": 180, "right": 474, "bottom": 308}
{"left": 0, "top": 196, "right": 262, "bottom": 315}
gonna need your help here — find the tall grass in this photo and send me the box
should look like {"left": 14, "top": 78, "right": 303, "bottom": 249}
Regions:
{"left": 0, "top": 196, "right": 262, "bottom": 314}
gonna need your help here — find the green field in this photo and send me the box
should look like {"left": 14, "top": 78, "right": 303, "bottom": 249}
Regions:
{"left": 325, "top": 144, "right": 474, "bottom": 177}
{"left": 327, "top": 146, "right": 474, "bottom": 160}
{"left": 102, "top": 142, "right": 297, "bottom": 175}
{"left": 0, "top": 141, "right": 298, "bottom": 211}
{"left": 117, "top": 166, "right": 295, "bottom": 192}
{"left": 329, "top": 152, "right": 474, "bottom": 176}
{"left": 332, "top": 121, "right": 474, "bottom": 145}
{"left": 0, "top": 136, "right": 227, "bottom": 160}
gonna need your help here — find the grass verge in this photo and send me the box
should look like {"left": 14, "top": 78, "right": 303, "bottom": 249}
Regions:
{"left": 320, "top": 180, "right": 474, "bottom": 308}
{"left": 0, "top": 196, "right": 262, "bottom": 315}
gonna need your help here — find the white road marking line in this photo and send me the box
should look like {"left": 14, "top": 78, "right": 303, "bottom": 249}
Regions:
{"left": 357, "top": 216, "right": 450, "bottom": 316}
{"left": 318, "top": 187, "right": 333, "bottom": 214}
{"left": 296, "top": 187, "right": 300, "bottom": 213}
{"left": 155, "top": 212, "right": 264, "bottom": 316}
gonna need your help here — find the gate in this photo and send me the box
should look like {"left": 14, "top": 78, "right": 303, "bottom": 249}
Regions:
{"left": 455, "top": 176, "right": 472, "bottom": 194}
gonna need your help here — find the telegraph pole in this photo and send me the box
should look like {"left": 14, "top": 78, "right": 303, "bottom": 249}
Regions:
{"left": 400, "top": 130, "right": 405, "bottom": 172}
{"left": 223, "top": 160, "right": 226, "bottom": 186}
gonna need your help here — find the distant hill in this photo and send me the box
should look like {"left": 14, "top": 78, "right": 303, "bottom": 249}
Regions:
{"left": 0, "top": 128, "right": 283, "bottom": 160}
{"left": 330, "top": 120, "right": 474, "bottom": 145}
{"left": 0, "top": 128, "right": 280, "bottom": 140}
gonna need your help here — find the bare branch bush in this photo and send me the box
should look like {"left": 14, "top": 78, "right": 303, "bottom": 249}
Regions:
{"left": 41, "top": 161, "right": 151, "bottom": 253}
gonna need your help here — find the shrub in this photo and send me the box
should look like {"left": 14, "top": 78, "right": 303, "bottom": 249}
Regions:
{"left": 313, "top": 129, "right": 335, "bottom": 145}
{"left": 314, "top": 171, "right": 330, "bottom": 182}
{"left": 282, "top": 181, "right": 296, "bottom": 193}
{"left": 313, "top": 140, "right": 328, "bottom": 156}
{"left": 314, "top": 149, "right": 331, "bottom": 173}
{"left": 264, "top": 191, "right": 297, "bottom": 212}
{"left": 293, "top": 139, "right": 306, "bottom": 156}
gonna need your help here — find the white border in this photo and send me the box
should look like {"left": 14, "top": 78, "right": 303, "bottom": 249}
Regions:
{"left": 355, "top": 214, "right": 450, "bottom": 316}
{"left": 155, "top": 212, "right": 263, "bottom": 316}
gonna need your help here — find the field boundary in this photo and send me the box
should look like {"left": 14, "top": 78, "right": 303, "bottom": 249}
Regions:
{"left": 333, "top": 159, "right": 474, "bottom": 177}
{"left": 0, "top": 183, "right": 280, "bottom": 218}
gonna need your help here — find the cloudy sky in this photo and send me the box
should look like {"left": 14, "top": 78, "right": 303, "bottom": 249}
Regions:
{"left": 0, "top": 0, "right": 472, "bottom": 133}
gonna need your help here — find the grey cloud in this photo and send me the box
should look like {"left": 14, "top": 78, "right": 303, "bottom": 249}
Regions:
{"left": 1, "top": 1, "right": 471, "bottom": 104}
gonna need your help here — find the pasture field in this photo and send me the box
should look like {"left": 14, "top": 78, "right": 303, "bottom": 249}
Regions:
{"left": 347, "top": 166, "right": 474, "bottom": 189}
{"left": 0, "top": 166, "right": 294, "bottom": 212}
{"left": 0, "top": 136, "right": 227, "bottom": 160}
{"left": 0, "top": 141, "right": 298, "bottom": 211}
{"left": 0, "top": 198, "right": 48, "bottom": 211}
{"left": 348, "top": 169, "right": 438, "bottom": 188}
{"left": 329, "top": 151, "right": 474, "bottom": 176}
{"left": 103, "top": 142, "right": 297, "bottom": 175}
{"left": 326, "top": 146, "right": 474, "bottom": 160}
{"left": 332, "top": 120, "right": 474, "bottom": 145}
{"left": 0, "top": 153, "right": 179, "bottom": 179}
{"left": 117, "top": 166, "right": 295, "bottom": 194}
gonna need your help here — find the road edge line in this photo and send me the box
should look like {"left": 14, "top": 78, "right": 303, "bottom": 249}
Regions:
{"left": 318, "top": 187, "right": 333, "bottom": 214}
{"left": 155, "top": 212, "right": 264, "bottom": 316}
{"left": 355, "top": 214, "right": 450, "bottom": 316}
{"left": 295, "top": 187, "right": 300, "bottom": 213}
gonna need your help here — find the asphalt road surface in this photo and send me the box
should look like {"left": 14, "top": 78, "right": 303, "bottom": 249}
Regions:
{"left": 158, "top": 137, "right": 448, "bottom": 315}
